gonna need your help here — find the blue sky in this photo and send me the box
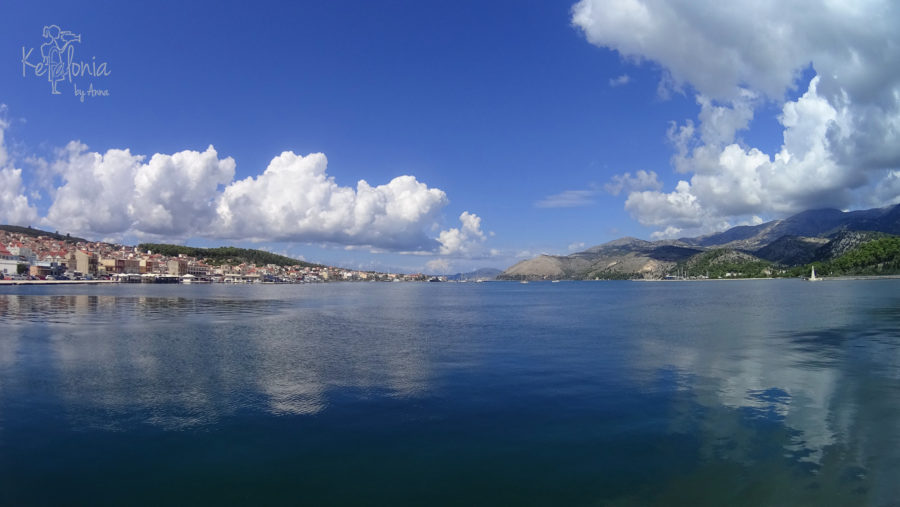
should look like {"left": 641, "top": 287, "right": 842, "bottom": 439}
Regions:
{"left": 2, "top": 1, "right": 899, "bottom": 273}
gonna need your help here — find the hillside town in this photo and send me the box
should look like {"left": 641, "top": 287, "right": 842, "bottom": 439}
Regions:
{"left": 0, "top": 228, "right": 438, "bottom": 283}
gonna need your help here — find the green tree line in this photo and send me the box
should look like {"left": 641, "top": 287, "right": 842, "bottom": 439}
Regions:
{"left": 137, "top": 243, "right": 320, "bottom": 268}
{"left": 786, "top": 236, "right": 900, "bottom": 277}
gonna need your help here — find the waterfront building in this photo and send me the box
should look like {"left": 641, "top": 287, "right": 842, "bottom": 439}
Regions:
{"left": 187, "top": 262, "right": 212, "bottom": 278}
{"left": 0, "top": 245, "right": 20, "bottom": 275}
{"left": 167, "top": 259, "right": 188, "bottom": 276}
{"left": 75, "top": 250, "right": 99, "bottom": 275}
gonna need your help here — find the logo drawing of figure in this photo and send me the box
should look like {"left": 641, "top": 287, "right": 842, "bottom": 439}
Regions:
{"left": 40, "top": 25, "right": 81, "bottom": 94}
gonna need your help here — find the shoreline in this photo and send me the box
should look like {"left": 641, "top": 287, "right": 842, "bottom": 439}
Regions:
{"left": 634, "top": 274, "right": 900, "bottom": 282}
{"left": 0, "top": 279, "right": 118, "bottom": 285}
{"left": 3, "top": 276, "right": 900, "bottom": 287}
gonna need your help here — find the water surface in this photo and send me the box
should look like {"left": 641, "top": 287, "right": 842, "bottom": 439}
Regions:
{"left": 1, "top": 280, "right": 899, "bottom": 505}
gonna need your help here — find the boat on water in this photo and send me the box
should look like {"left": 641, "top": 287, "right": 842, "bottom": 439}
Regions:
{"left": 807, "top": 266, "right": 821, "bottom": 282}
{"left": 520, "top": 280, "right": 529, "bottom": 284}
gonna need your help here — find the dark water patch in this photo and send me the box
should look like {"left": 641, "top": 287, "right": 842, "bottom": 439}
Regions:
{"left": 1, "top": 281, "right": 900, "bottom": 504}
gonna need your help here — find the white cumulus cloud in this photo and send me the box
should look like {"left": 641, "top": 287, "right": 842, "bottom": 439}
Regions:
{"left": 44, "top": 143, "right": 234, "bottom": 237}
{"left": 625, "top": 77, "right": 865, "bottom": 236}
{"left": 214, "top": 151, "right": 448, "bottom": 251}
{"left": 26, "top": 139, "right": 480, "bottom": 255}
{"left": 573, "top": 0, "right": 900, "bottom": 236}
{"left": 131, "top": 147, "right": 236, "bottom": 236}
{"left": 0, "top": 115, "right": 39, "bottom": 226}
{"left": 0, "top": 167, "right": 38, "bottom": 226}
{"left": 437, "top": 211, "right": 486, "bottom": 256}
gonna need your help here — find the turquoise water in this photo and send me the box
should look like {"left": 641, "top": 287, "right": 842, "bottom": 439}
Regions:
{"left": 1, "top": 280, "right": 899, "bottom": 505}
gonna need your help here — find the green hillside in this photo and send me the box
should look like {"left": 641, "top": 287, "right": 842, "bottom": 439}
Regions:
{"left": 679, "top": 249, "right": 773, "bottom": 278}
{"left": 137, "top": 243, "right": 320, "bottom": 268}
{"left": 787, "top": 236, "right": 900, "bottom": 277}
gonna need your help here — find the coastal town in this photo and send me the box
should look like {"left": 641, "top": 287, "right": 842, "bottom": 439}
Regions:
{"left": 0, "top": 227, "right": 440, "bottom": 284}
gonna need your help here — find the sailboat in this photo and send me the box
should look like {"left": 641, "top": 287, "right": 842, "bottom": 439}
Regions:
{"left": 807, "top": 265, "right": 821, "bottom": 282}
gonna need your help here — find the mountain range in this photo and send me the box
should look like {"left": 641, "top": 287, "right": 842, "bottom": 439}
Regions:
{"left": 500, "top": 204, "right": 900, "bottom": 280}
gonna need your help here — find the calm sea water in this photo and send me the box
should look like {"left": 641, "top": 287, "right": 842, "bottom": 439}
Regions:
{"left": 1, "top": 280, "right": 899, "bottom": 505}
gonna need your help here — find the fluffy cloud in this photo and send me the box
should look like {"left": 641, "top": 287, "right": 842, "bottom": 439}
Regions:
{"left": 132, "top": 148, "right": 235, "bottom": 235}
{"left": 44, "top": 143, "right": 233, "bottom": 237}
{"left": 572, "top": 0, "right": 898, "bottom": 103}
{"left": 44, "top": 143, "right": 143, "bottom": 234}
{"left": 215, "top": 151, "right": 448, "bottom": 251}
{"left": 0, "top": 116, "right": 39, "bottom": 225}
{"left": 573, "top": 0, "right": 900, "bottom": 236}
{"left": 0, "top": 167, "right": 38, "bottom": 226}
{"left": 27, "top": 140, "right": 478, "bottom": 254}
{"left": 437, "top": 211, "right": 486, "bottom": 256}
{"left": 625, "top": 180, "right": 704, "bottom": 229}
{"left": 626, "top": 78, "right": 861, "bottom": 235}
{"left": 626, "top": 76, "right": 869, "bottom": 236}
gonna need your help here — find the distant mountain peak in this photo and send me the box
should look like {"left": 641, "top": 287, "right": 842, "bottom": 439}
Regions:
{"left": 501, "top": 203, "right": 900, "bottom": 280}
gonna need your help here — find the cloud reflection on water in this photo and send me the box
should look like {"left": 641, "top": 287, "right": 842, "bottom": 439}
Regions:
{"left": 2, "top": 282, "right": 900, "bottom": 504}
{"left": 0, "top": 291, "right": 433, "bottom": 429}
{"left": 624, "top": 281, "right": 900, "bottom": 504}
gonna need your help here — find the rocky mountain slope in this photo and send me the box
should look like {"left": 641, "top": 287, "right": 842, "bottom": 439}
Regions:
{"left": 683, "top": 205, "right": 900, "bottom": 249}
{"left": 502, "top": 238, "right": 703, "bottom": 280}
{"left": 500, "top": 204, "right": 900, "bottom": 280}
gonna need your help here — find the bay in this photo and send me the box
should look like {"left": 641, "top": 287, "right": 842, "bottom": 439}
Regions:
{"left": 1, "top": 280, "right": 899, "bottom": 505}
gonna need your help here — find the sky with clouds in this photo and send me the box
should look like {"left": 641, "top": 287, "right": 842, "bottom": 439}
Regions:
{"left": 1, "top": 0, "right": 899, "bottom": 273}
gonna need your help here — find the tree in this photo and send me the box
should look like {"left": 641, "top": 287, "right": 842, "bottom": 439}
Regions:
{"left": 17, "top": 264, "right": 27, "bottom": 275}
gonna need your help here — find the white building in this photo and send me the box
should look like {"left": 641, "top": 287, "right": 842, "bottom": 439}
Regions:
{"left": 0, "top": 245, "right": 21, "bottom": 276}
{"left": 7, "top": 244, "right": 35, "bottom": 264}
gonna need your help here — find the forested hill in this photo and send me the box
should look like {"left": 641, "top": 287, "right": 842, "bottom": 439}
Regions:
{"left": 137, "top": 243, "right": 321, "bottom": 268}
{"left": 789, "top": 236, "right": 900, "bottom": 277}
